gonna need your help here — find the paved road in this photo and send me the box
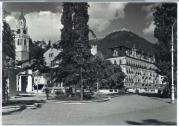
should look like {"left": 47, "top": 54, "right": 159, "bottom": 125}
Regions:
{"left": 2, "top": 95, "right": 177, "bottom": 125}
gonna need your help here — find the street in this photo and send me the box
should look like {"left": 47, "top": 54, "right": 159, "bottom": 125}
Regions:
{"left": 2, "top": 94, "right": 176, "bottom": 125}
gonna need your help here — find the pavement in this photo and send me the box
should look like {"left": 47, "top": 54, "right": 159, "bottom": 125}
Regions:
{"left": 2, "top": 94, "right": 177, "bottom": 125}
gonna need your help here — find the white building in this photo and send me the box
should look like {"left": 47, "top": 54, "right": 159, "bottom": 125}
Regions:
{"left": 43, "top": 47, "right": 61, "bottom": 68}
{"left": 93, "top": 30, "right": 167, "bottom": 91}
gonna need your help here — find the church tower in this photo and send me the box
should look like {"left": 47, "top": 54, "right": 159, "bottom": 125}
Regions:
{"left": 15, "top": 9, "right": 30, "bottom": 66}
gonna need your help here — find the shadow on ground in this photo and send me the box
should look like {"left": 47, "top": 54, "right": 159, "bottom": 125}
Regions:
{"left": 2, "top": 100, "right": 45, "bottom": 115}
{"left": 2, "top": 106, "right": 27, "bottom": 115}
{"left": 2, "top": 100, "right": 45, "bottom": 106}
{"left": 126, "top": 119, "right": 176, "bottom": 125}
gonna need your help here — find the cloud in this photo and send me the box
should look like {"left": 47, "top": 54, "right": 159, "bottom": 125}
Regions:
{"left": 3, "top": 2, "right": 62, "bottom": 14}
{"left": 143, "top": 21, "right": 155, "bottom": 35}
{"left": 5, "top": 11, "right": 62, "bottom": 43}
{"left": 5, "top": 3, "right": 127, "bottom": 42}
{"left": 141, "top": 3, "right": 161, "bottom": 20}
{"left": 143, "top": 21, "right": 157, "bottom": 43}
{"left": 5, "top": 15, "right": 18, "bottom": 29}
{"left": 88, "top": 2, "right": 127, "bottom": 32}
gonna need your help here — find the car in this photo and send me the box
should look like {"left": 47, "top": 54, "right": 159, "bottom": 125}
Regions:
{"left": 126, "top": 88, "right": 136, "bottom": 93}
{"left": 51, "top": 87, "right": 65, "bottom": 94}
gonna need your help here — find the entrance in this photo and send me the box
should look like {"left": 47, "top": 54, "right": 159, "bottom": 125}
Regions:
{"left": 21, "top": 76, "right": 28, "bottom": 92}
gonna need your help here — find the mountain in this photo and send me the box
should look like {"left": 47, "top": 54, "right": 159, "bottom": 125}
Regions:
{"left": 94, "top": 30, "right": 157, "bottom": 59}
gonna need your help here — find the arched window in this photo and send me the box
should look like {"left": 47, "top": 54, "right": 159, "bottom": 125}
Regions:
{"left": 17, "top": 39, "right": 20, "bottom": 45}
{"left": 24, "top": 39, "right": 26, "bottom": 45}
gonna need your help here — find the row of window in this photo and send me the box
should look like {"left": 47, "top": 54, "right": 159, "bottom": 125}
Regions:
{"left": 126, "top": 67, "right": 157, "bottom": 77}
{"left": 17, "top": 39, "right": 27, "bottom": 45}
{"left": 126, "top": 58, "right": 155, "bottom": 69}
{"left": 113, "top": 59, "right": 122, "bottom": 65}
{"left": 125, "top": 75, "right": 158, "bottom": 83}
{"left": 125, "top": 83, "right": 159, "bottom": 88}
{"left": 49, "top": 53, "right": 54, "bottom": 58}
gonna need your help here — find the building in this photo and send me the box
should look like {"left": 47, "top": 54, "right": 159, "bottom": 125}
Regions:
{"left": 43, "top": 47, "right": 61, "bottom": 68}
{"left": 15, "top": 10, "right": 33, "bottom": 93}
{"left": 94, "top": 29, "right": 166, "bottom": 91}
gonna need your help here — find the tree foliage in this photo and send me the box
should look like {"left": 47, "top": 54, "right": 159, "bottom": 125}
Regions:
{"left": 153, "top": 3, "right": 177, "bottom": 84}
{"left": 53, "top": 3, "right": 125, "bottom": 93}
{"left": 54, "top": 3, "right": 92, "bottom": 88}
{"left": 90, "top": 56, "right": 125, "bottom": 89}
{"left": 2, "top": 20, "right": 15, "bottom": 102}
{"left": 3, "top": 21, "right": 15, "bottom": 60}
{"left": 29, "top": 40, "right": 48, "bottom": 73}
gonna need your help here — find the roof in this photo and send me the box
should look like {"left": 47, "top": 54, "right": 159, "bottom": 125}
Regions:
{"left": 96, "top": 30, "right": 156, "bottom": 58}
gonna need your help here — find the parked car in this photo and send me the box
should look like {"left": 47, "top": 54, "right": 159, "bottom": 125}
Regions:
{"left": 98, "top": 89, "right": 119, "bottom": 94}
{"left": 126, "top": 88, "right": 136, "bottom": 93}
{"left": 51, "top": 87, "right": 65, "bottom": 95}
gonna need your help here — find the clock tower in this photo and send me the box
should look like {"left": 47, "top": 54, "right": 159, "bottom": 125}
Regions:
{"left": 15, "top": 9, "right": 30, "bottom": 66}
{"left": 15, "top": 10, "right": 33, "bottom": 93}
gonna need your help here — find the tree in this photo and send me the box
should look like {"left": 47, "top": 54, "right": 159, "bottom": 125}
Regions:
{"left": 2, "top": 20, "right": 15, "bottom": 102}
{"left": 54, "top": 3, "right": 125, "bottom": 100}
{"left": 3, "top": 21, "right": 15, "bottom": 59}
{"left": 89, "top": 56, "right": 125, "bottom": 90}
{"left": 29, "top": 40, "right": 48, "bottom": 73}
{"left": 54, "top": 3, "right": 92, "bottom": 100}
{"left": 153, "top": 3, "right": 177, "bottom": 89}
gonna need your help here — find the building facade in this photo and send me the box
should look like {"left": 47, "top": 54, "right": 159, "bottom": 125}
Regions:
{"left": 43, "top": 47, "right": 61, "bottom": 68}
{"left": 95, "top": 30, "right": 166, "bottom": 91}
{"left": 107, "top": 45, "right": 165, "bottom": 90}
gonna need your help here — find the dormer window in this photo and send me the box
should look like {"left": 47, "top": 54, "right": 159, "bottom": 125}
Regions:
{"left": 113, "top": 49, "right": 118, "bottom": 57}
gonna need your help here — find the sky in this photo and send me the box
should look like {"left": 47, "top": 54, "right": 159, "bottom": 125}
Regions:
{"left": 3, "top": 2, "right": 160, "bottom": 44}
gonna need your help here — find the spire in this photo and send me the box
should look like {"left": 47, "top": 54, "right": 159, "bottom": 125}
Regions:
{"left": 19, "top": 8, "right": 25, "bottom": 21}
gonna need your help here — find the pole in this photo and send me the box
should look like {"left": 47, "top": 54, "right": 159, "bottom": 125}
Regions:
{"left": 80, "top": 67, "right": 83, "bottom": 101}
{"left": 171, "top": 20, "right": 176, "bottom": 104}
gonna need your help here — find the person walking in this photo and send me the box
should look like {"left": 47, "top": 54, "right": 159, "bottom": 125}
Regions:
{"left": 43, "top": 85, "right": 50, "bottom": 100}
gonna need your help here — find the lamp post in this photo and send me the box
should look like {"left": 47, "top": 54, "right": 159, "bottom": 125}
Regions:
{"left": 171, "top": 20, "right": 176, "bottom": 104}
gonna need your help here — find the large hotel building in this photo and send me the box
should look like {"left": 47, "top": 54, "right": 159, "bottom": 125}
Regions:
{"left": 91, "top": 29, "right": 165, "bottom": 91}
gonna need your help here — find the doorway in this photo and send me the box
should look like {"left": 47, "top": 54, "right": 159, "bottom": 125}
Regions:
{"left": 21, "top": 76, "right": 28, "bottom": 92}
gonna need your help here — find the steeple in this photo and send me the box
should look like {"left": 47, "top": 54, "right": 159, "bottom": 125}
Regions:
{"left": 18, "top": 8, "right": 26, "bottom": 29}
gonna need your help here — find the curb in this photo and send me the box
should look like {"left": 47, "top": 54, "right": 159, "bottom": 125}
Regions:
{"left": 46, "top": 97, "right": 110, "bottom": 103}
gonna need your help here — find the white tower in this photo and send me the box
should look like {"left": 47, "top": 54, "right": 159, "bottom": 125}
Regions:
{"left": 15, "top": 10, "right": 30, "bottom": 66}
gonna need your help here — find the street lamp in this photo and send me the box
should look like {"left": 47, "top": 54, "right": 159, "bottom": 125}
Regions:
{"left": 171, "top": 19, "right": 176, "bottom": 104}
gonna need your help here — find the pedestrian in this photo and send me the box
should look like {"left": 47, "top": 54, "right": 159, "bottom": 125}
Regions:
{"left": 43, "top": 85, "right": 50, "bottom": 100}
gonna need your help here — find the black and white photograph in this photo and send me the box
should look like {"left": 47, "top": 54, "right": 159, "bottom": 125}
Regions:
{"left": 1, "top": 1, "right": 177, "bottom": 125}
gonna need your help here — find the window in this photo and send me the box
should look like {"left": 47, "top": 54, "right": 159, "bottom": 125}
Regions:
{"left": 114, "top": 60, "right": 117, "bottom": 65}
{"left": 17, "top": 39, "right": 20, "bottom": 45}
{"left": 49, "top": 53, "right": 54, "bottom": 57}
{"left": 113, "top": 49, "right": 118, "bottom": 57}
{"left": 24, "top": 39, "right": 26, "bottom": 45}
{"left": 119, "top": 59, "right": 121, "bottom": 64}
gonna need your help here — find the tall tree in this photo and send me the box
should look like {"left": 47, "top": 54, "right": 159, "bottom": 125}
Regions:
{"left": 54, "top": 3, "right": 92, "bottom": 100}
{"left": 153, "top": 3, "right": 177, "bottom": 87}
{"left": 2, "top": 20, "right": 15, "bottom": 102}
